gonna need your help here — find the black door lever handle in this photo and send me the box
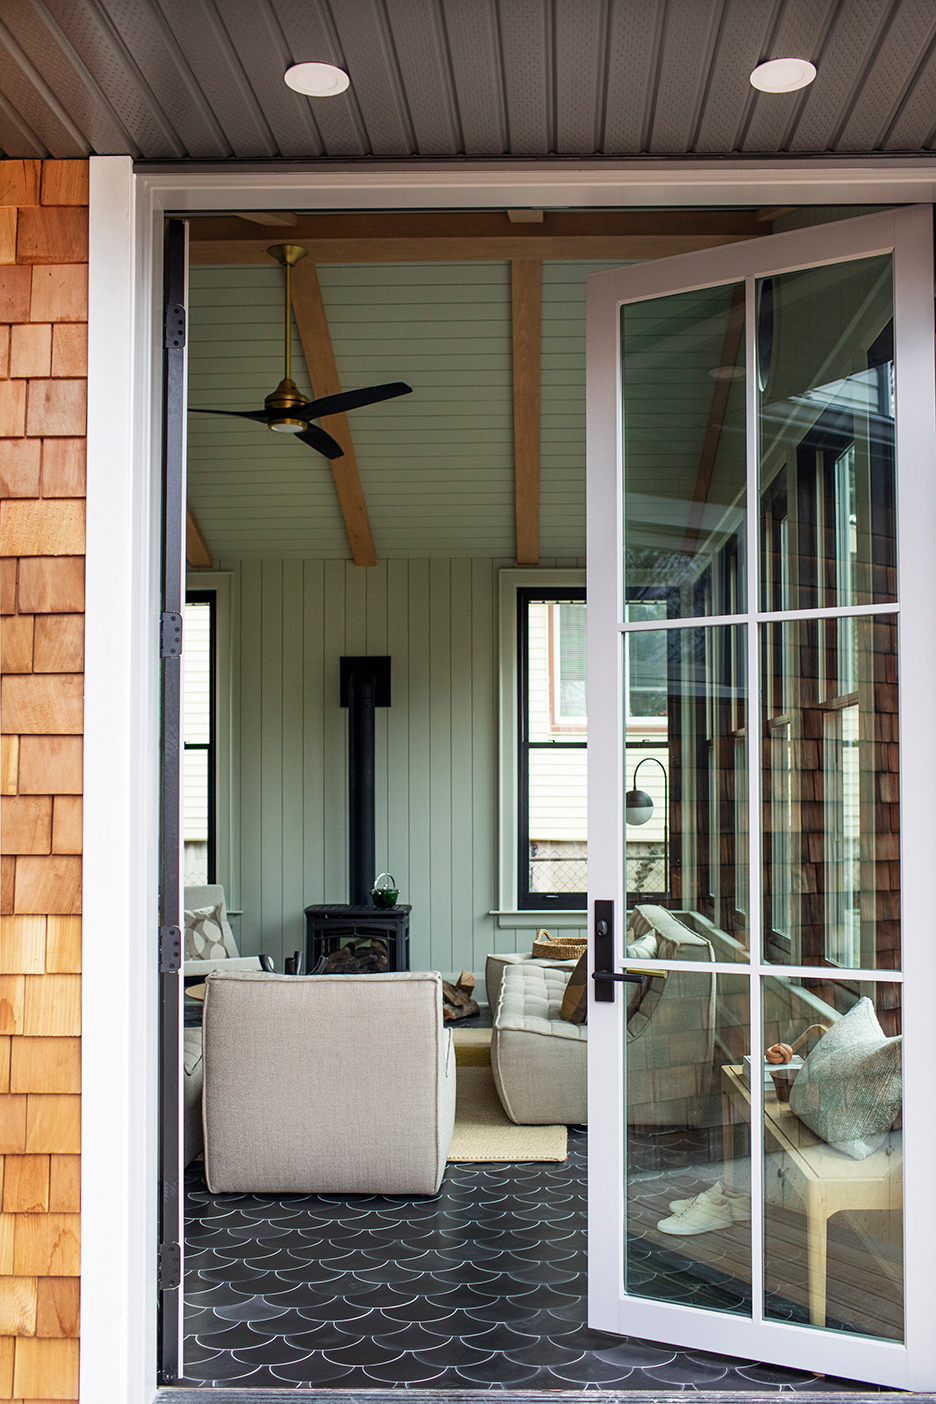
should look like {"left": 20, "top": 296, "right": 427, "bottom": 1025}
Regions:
{"left": 592, "top": 970, "right": 645, "bottom": 985}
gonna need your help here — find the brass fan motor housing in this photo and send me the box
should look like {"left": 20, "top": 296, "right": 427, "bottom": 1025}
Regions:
{"left": 265, "top": 376, "right": 310, "bottom": 431}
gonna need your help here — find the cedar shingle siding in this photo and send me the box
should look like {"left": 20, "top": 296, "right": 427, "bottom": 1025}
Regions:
{"left": 0, "top": 156, "right": 86, "bottom": 1404}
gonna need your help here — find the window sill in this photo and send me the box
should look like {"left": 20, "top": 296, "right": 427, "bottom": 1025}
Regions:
{"left": 490, "top": 910, "right": 588, "bottom": 929}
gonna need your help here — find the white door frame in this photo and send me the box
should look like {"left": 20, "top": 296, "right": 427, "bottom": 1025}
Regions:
{"left": 82, "top": 158, "right": 936, "bottom": 1404}
{"left": 585, "top": 205, "right": 935, "bottom": 1391}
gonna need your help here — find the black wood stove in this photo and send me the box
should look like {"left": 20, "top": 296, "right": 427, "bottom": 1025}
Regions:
{"left": 304, "top": 656, "right": 411, "bottom": 974}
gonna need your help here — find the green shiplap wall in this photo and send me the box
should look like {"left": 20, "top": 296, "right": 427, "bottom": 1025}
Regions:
{"left": 219, "top": 557, "right": 587, "bottom": 981}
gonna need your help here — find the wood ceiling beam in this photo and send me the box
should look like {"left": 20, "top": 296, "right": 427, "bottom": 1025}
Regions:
{"left": 189, "top": 209, "right": 766, "bottom": 265}
{"left": 512, "top": 260, "right": 542, "bottom": 566}
{"left": 289, "top": 260, "right": 377, "bottom": 568}
{"left": 683, "top": 284, "right": 746, "bottom": 555}
{"left": 190, "top": 209, "right": 764, "bottom": 241}
{"left": 186, "top": 504, "right": 213, "bottom": 568}
{"left": 190, "top": 233, "right": 759, "bottom": 265}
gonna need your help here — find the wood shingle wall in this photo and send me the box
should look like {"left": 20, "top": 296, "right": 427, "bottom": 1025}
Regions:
{"left": 0, "top": 157, "right": 86, "bottom": 1404}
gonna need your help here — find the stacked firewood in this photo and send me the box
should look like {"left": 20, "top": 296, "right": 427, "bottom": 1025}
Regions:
{"left": 323, "top": 937, "right": 389, "bottom": 973}
{"left": 442, "top": 971, "right": 479, "bottom": 1022}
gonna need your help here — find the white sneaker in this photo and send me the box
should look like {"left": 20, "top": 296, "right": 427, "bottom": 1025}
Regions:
{"left": 656, "top": 1190, "right": 735, "bottom": 1235}
{"left": 668, "top": 1180, "right": 750, "bottom": 1221}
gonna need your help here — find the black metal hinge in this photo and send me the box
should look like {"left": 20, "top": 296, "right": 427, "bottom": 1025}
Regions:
{"left": 159, "top": 925, "right": 182, "bottom": 973}
{"left": 158, "top": 1241, "right": 181, "bottom": 1291}
{"left": 164, "top": 302, "right": 186, "bottom": 350}
{"left": 160, "top": 611, "right": 182, "bottom": 658}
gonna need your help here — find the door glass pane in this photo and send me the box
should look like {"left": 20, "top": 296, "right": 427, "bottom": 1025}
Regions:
{"left": 626, "top": 974, "right": 751, "bottom": 1315}
{"left": 625, "top": 625, "right": 749, "bottom": 960}
{"left": 761, "top": 977, "right": 903, "bottom": 1341}
{"left": 761, "top": 614, "right": 899, "bottom": 969}
{"left": 758, "top": 255, "right": 895, "bottom": 612}
{"left": 622, "top": 284, "right": 746, "bottom": 619}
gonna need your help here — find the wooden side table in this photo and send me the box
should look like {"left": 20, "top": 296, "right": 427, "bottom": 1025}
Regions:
{"left": 720, "top": 1064, "right": 902, "bottom": 1327}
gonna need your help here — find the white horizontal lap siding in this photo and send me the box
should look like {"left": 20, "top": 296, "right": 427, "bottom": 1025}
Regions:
{"left": 625, "top": 739, "right": 668, "bottom": 844}
{"left": 526, "top": 602, "right": 587, "bottom": 841}
{"left": 317, "top": 263, "right": 514, "bottom": 559}
{"left": 183, "top": 601, "right": 211, "bottom": 840}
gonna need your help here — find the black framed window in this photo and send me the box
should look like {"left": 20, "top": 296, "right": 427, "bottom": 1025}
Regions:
{"left": 183, "top": 590, "right": 216, "bottom": 885}
{"left": 517, "top": 588, "right": 587, "bottom": 910}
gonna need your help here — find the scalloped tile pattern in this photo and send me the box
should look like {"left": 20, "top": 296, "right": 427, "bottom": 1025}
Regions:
{"left": 182, "top": 1129, "right": 880, "bottom": 1390}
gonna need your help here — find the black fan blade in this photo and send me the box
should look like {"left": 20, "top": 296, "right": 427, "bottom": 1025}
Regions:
{"left": 189, "top": 407, "right": 270, "bottom": 423}
{"left": 298, "top": 382, "right": 412, "bottom": 421}
{"left": 296, "top": 424, "right": 345, "bottom": 460}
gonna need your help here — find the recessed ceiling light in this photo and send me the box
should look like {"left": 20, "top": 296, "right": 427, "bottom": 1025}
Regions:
{"left": 284, "top": 62, "right": 350, "bottom": 97}
{"left": 750, "top": 57, "right": 816, "bottom": 93}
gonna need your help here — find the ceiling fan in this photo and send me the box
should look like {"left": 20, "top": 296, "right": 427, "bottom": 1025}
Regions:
{"left": 189, "top": 243, "right": 412, "bottom": 460}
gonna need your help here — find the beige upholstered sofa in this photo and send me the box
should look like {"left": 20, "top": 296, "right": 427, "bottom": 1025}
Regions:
{"left": 201, "top": 970, "right": 456, "bottom": 1195}
{"left": 490, "top": 905, "right": 716, "bottom": 1126}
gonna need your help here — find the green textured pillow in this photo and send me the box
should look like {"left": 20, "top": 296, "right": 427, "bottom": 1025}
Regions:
{"left": 788, "top": 997, "right": 901, "bottom": 1160}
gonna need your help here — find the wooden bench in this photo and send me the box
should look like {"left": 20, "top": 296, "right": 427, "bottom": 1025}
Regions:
{"left": 721, "top": 1063, "right": 902, "bottom": 1327}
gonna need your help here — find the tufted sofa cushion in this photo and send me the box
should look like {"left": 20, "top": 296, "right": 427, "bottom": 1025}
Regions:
{"left": 496, "top": 964, "right": 588, "bottom": 1042}
{"left": 491, "top": 963, "right": 587, "bottom": 1125}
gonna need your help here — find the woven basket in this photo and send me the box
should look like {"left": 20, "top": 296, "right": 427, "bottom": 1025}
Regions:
{"left": 531, "top": 929, "right": 587, "bottom": 961}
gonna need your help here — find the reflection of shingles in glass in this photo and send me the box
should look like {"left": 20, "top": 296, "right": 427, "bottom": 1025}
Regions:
{"left": 622, "top": 284, "right": 746, "bottom": 618}
{"left": 761, "top": 615, "right": 898, "bottom": 971}
{"left": 757, "top": 255, "right": 895, "bottom": 611}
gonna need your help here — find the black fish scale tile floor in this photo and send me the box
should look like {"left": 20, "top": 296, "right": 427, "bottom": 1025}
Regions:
{"left": 182, "top": 1129, "right": 882, "bottom": 1391}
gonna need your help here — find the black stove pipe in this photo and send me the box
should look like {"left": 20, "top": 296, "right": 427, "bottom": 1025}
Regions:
{"left": 347, "top": 665, "right": 376, "bottom": 906}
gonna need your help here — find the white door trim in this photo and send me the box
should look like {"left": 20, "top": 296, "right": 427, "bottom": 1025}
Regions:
{"left": 584, "top": 205, "right": 935, "bottom": 1391}
{"left": 82, "top": 160, "right": 934, "bottom": 1404}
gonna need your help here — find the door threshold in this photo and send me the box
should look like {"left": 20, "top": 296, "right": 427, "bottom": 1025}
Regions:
{"left": 156, "top": 1390, "right": 902, "bottom": 1402}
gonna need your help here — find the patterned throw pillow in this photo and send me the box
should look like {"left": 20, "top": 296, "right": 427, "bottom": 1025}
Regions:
{"left": 184, "top": 904, "right": 229, "bottom": 962}
{"left": 789, "top": 996, "right": 902, "bottom": 1160}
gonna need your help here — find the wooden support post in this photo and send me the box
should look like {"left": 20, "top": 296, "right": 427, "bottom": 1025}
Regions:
{"left": 186, "top": 504, "right": 213, "bottom": 568}
{"left": 512, "top": 260, "right": 542, "bottom": 566}
{"left": 289, "top": 260, "right": 377, "bottom": 568}
{"left": 683, "top": 283, "right": 746, "bottom": 554}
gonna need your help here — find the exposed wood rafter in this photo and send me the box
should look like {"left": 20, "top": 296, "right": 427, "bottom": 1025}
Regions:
{"left": 683, "top": 284, "right": 746, "bottom": 554}
{"left": 512, "top": 260, "right": 542, "bottom": 567}
{"left": 186, "top": 504, "right": 213, "bottom": 568}
{"left": 289, "top": 260, "right": 377, "bottom": 568}
{"left": 189, "top": 210, "right": 766, "bottom": 266}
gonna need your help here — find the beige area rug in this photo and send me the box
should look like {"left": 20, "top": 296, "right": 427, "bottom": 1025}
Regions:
{"left": 447, "top": 1064, "right": 568, "bottom": 1163}
{"left": 451, "top": 1026, "right": 492, "bottom": 1066}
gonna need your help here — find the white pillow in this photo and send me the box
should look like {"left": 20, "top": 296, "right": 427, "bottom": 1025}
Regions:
{"left": 789, "top": 996, "right": 901, "bottom": 1160}
{"left": 184, "top": 904, "right": 229, "bottom": 962}
{"left": 626, "top": 932, "right": 658, "bottom": 961}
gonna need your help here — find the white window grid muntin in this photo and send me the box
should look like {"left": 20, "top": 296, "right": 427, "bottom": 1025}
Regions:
{"left": 595, "top": 217, "right": 922, "bottom": 1376}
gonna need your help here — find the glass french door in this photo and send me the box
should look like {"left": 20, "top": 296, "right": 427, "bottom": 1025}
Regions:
{"left": 585, "top": 207, "right": 936, "bottom": 1390}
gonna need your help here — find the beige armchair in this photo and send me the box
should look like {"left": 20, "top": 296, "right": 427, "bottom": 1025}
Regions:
{"left": 183, "top": 883, "right": 263, "bottom": 979}
{"left": 201, "top": 970, "right": 456, "bottom": 1196}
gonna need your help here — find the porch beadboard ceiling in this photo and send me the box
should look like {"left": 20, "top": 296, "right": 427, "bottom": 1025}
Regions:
{"left": 187, "top": 258, "right": 619, "bottom": 560}
{"left": 1, "top": 0, "right": 935, "bottom": 162}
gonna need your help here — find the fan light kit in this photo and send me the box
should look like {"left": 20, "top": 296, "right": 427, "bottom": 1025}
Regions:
{"left": 750, "top": 57, "right": 817, "bottom": 93}
{"left": 284, "top": 62, "right": 350, "bottom": 96}
{"left": 189, "top": 244, "right": 412, "bottom": 459}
